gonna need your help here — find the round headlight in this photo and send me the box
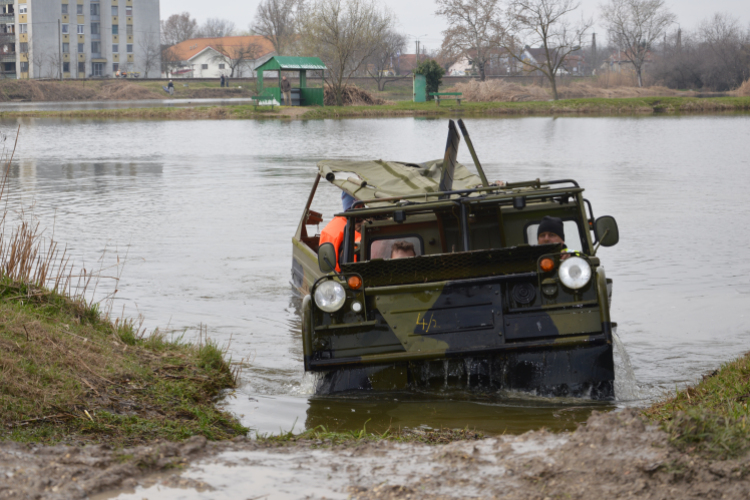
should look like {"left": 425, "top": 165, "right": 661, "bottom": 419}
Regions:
{"left": 558, "top": 257, "right": 592, "bottom": 290}
{"left": 314, "top": 280, "right": 346, "bottom": 312}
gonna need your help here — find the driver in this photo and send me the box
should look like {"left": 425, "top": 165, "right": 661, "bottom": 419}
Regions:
{"left": 390, "top": 241, "right": 416, "bottom": 259}
{"left": 537, "top": 216, "right": 565, "bottom": 246}
{"left": 537, "top": 216, "right": 576, "bottom": 260}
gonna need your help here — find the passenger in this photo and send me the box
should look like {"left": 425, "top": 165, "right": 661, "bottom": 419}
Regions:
{"left": 319, "top": 191, "right": 362, "bottom": 271}
{"left": 390, "top": 241, "right": 416, "bottom": 259}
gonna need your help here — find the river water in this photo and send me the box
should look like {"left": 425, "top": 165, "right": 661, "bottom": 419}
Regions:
{"left": 2, "top": 114, "right": 749, "bottom": 436}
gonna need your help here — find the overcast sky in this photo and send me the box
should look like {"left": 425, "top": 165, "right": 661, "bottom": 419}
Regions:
{"left": 161, "top": 0, "right": 750, "bottom": 50}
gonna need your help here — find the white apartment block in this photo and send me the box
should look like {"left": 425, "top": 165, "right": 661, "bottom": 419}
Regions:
{"left": 0, "top": 0, "right": 160, "bottom": 79}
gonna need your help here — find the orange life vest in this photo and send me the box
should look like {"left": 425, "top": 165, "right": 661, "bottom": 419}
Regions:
{"left": 320, "top": 216, "right": 361, "bottom": 272}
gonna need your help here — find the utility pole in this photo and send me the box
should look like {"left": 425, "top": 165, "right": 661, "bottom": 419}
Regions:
{"left": 58, "top": 19, "right": 62, "bottom": 79}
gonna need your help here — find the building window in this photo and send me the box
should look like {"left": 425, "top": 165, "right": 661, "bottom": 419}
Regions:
{"left": 201, "top": 64, "right": 208, "bottom": 70}
{"left": 91, "top": 23, "right": 100, "bottom": 35}
{"left": 62, "top": 4, "right": 68, "bottom": 14}
{"left": 112, "top": 25, "right": 118, "bottom": 35}
{"left": 113, "top": 62, "right": 119, "bottom": 72}
{"left": 62, "top": 43, "right": 69, "bottom": 53}
{"left": 112, "top": 44, "right": 118, "bottom": 53}
{"left": 78, "top": 43, "right": 84, "bottom": 52}
{"left": 126, "top": 25, "right": 133, "bottom": 35}
{"left": 111, "top": 6, "right": 118, "bottom": 15}
{"left": 19, "top": 24, "right": 27, "bottom": 34}
{"left": 78, "top": 25, "right": 84, "bottom": 34}
{"left": 63, "top": 62, "right": 70, "bottom": 73}
{"left": 20, "top": 42, "right": 28, "bottom": 53}
{"left": 219, "top": 64, "right": 225, "bottom": 69}
{"left": 19, "top": 6, "right": 27, "bottom": 14}
{"left": 78, "top": 61, "right": 85, "bottom": 74}
{"left": 126, "top": 6, "right": 132, "bottom": 15}
{"left": 126, "top": 44, "right": 133, "bottom": 53}
{"left": 62, "top": 24, "right": 69, "bottom": 34}
{"left": 77, "top": 5, "right": 83, "bottom": 15}
{"left": 20, "top": 62, "right": 28, "bottom": 72}
{"left": 91, "top": 41, "right": 101, "bottom": 53}
{"left": 92, "top": 62, "right": 103, "bottom": 77}
{"left": 90, "top": 4, "right": 99, "bottom": 15}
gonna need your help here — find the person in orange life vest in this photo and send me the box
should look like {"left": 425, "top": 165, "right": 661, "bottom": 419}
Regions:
{"left": 319, "top": 192, "right": 361, "bottom": 271}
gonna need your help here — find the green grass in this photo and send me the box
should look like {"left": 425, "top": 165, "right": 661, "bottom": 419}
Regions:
{"left": 1, "top": 95, "right": 748, "bottom": 121}
{"left": 0, "top": 278, "right": 247, "bottom": 446}
{"left": 257, "top": 421, "right": 484, "bottom": 447}
{"left": 645, "top": 352, "right": 750, "bottom": 459}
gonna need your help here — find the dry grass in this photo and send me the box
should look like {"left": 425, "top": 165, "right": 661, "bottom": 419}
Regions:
{"left": 0, "top": 80, "right": 163, "bottom": 102}
{"left": 452, "top": 80, "right": 551, "bottom": 102}
{"left": 452, "top": 78, "right": 692, "bottom": 103}
{"left": 734, "top": 79, "right": 750, "bottom": 96}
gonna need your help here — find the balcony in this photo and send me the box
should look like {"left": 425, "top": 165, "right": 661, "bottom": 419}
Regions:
{"left": 0, "top": 13, "right": 13, "bottom": 22}
{"left": 0, "top": 53, "right": 15, "bottom": 63}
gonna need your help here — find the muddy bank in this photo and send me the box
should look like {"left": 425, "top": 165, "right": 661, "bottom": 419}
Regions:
{"left": 2, "top": 410, "right": 749, "bottom": 499}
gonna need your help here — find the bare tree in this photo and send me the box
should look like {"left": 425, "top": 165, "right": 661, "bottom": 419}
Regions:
{"left": 505, "top": 0, "right": 591, "bottom": 99}
{"left": 600, "top": 0, "right": 676, "bottom": 87}
{"left": 139, "top": 33, "right": 162, "bottom": 78}
{"left": 161, "top": 45, "right": 183, "bottom": 77}
{"left": 698, "top": 13, "right": 750, "bottom": 90}
{"left": 435, "top": 0, "right": 508, "bottom": 81}
{"left": 252, "top": 0, "right": 305, "bottom": 56}
{"left": 28, "top": 39, "right": 46, "bottom": 79}
{"left": 300, "top": 0, "right": 395, "bottom": 106}
{"left": 161, "top": 12, "right": 199, "bottom": 46}
{"left": 211, "top": 39, "right": 265, "bottom": 77}
{"left": 365, "top": 30, "right": 407, "bottom": 90}
{"left": 198, "top": 18, "right": 236, "bottom": 37}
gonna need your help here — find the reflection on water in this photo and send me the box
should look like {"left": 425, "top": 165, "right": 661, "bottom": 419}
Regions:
{"left": 3, "top": 114, "right": 750, "bottom": 435}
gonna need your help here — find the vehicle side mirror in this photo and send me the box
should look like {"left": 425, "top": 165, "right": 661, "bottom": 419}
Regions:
{"left": 595, "top": 216, "right": 619, "bottom": 247}
{"left": 318, "top": 242, "right": 337, "bottom": 273}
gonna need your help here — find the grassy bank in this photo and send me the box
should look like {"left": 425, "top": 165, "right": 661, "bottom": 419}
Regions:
{"left": 1, "top": 95, "right": 749, "bottom": 121}
{"left": 1, "top": 280, "right": 246, "bottom": 446}
{"left": 645, "top": 352, "right": 750, "bottom": 459}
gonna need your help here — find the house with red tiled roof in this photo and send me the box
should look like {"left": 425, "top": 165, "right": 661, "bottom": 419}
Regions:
{"left": 163, "top": 36, "right": 276, "bottom": 78}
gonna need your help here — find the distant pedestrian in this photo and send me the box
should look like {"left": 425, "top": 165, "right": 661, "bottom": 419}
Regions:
{"left": 220, "top": 74, "right": 225, "bottom": 87}
{"left": 167, "top": 79, "right": 174, "bottom": 95}
{"left": 281, "top": 75, "right": 292, "bottom": 106}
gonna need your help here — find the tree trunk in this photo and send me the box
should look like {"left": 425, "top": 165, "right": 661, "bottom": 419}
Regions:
{"left": 636, "top": 66, "right": 643, "bottom": 87}
{"left": 478, "top": 62, "right": 486, "bottom": 81}
{"left": 550, "top": 75, "right": 559, "bottom": 100}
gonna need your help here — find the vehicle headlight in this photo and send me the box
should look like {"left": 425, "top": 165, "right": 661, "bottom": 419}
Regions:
{"left": 558, "top": 257, "right": 592, "bottom": 290}
{"left": 314, "top": 280, "right": 346, "bottom": 312}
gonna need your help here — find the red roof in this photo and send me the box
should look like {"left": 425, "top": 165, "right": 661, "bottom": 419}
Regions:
{"left": 169, "top": 36, "right": 275, "bottom": 62}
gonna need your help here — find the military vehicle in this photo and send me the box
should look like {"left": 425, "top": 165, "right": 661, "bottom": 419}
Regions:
{"left": 292, "top": 120, "right": 619, "bottom": 399}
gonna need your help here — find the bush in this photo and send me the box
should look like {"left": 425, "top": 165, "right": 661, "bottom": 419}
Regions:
{"left": 415, "top": 59, "right": 444, "bottom": 100}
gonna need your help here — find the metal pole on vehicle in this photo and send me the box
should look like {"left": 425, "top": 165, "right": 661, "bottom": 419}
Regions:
{"left": 457, "top": 119, "right": 489, "bottom": 187}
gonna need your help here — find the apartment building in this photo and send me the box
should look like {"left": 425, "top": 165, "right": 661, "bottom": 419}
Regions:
{"left": 0, "top": 0, "right": 159, "bottom": 79}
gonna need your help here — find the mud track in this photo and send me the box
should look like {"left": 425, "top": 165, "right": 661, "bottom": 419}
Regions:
{"left": 1, "top": 410, "right": 749, "bottom": 499}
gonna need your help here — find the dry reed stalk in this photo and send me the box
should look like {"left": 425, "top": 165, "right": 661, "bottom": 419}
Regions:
{"left": 0, "top": 126, "right": 125, "bottom": 311}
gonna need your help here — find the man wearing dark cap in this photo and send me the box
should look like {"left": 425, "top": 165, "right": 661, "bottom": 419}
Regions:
{"left": 537, "top": 215, "right": 566, "bottom": 245}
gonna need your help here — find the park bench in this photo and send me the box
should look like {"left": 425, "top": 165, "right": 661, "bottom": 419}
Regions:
{"left": 251, "top": 98, "right": 279, "bottom": 111}
{"left": 429, "top": 92, "right": 462, "bottom": 106}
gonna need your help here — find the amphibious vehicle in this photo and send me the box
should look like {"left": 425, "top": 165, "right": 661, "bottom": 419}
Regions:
{"left": 292, "top": 120, "right": 619, "bottom": 399}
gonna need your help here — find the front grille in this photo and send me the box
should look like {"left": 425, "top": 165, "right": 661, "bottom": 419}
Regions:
{"left": 341, "top": 244, "right": 559, "bottom": 287}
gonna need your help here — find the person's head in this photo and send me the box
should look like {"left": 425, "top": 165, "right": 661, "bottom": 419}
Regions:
{"left": 282, "top": 76, "right": 287, "bottom": 80}
{"left": 390, "top": 241, "right": 416, "bottom": 259}
{"left": 537, "top": 216, "right": 565, "bottom": 245}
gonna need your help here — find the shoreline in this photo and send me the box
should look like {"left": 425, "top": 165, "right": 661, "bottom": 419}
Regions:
{"left": 0, "top": 95, "right": 748, "bottom": 120}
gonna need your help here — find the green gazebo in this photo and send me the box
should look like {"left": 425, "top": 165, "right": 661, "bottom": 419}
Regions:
{"left": 255, "top": 56, "right": 326, "bottom": 106}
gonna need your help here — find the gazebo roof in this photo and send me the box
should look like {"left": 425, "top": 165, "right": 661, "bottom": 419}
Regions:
{"left": 255, "top": 56, "right": 326, "bottom": 72}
